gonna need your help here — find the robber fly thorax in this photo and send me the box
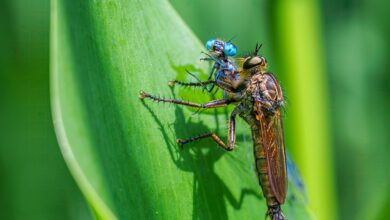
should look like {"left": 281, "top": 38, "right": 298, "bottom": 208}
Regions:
{"left": 140, "top": 43, "right": 287, "bottom": 220}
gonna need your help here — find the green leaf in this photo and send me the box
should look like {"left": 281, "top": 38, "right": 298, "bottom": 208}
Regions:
{"left": 51, "top": 0, "right": 313, "bottom": 219}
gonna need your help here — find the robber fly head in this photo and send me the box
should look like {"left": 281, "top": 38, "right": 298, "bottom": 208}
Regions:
{"left": 205, "top": 38, "right": 237, "bottom": 58}
{"left": 242, "top": 43, "right": 267, "bottom": 72}
{"left": 243, "top": 56, "right": 266, "bottom": 70}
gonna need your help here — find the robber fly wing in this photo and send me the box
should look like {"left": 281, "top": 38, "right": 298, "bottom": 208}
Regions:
{"left": 256, "top": 104, "right": 287, "bottom": 204}
{"left": 254, "top": 81, "right": 288, "bottom": 204}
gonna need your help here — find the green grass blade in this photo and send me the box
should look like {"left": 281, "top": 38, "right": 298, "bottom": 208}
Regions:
{"left": 272, "top": 0, "right": 337, "bottom": 219}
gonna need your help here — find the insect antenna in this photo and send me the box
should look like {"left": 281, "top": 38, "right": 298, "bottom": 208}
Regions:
{"left": 226, "top": 35, "right": 237, "bottom": 43}
{"left": 253, "top": 43, "right": 263, "bottom": 56}
{"left": 213, "top": 31, "right": 219, "bottom": 39}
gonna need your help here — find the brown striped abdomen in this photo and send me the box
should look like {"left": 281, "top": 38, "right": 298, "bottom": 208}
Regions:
{"left": 251, "top": 126, "right": 279, "bottom": 207}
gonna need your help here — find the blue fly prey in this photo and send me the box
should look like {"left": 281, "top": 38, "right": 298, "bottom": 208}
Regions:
{"left": 169, "top": 38, "right": 239, "bottom": 94}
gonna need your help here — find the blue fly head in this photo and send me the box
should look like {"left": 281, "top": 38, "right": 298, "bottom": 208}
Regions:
{"left": 206, "top": 38, "right": 224, "bottom": 58}
{"left": 224, "top": 42, "right": 237, "bottom": 56}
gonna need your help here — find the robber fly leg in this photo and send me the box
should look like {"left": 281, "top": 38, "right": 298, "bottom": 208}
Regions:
{"left": 139, "top": 90, "right": 231, "bottom": 108}
{"left": 177, "top": 106, "right": 239, "bottom": 151}
{"left": 176, "top": 132, "right": 227, "bottom": 150}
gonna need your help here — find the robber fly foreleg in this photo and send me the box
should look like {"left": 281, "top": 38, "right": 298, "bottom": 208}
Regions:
{"left": 139, "top": 90, "right": 232, "bottom": 108}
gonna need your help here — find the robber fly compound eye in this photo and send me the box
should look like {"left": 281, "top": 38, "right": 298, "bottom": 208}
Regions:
{"left": 261, "top": 57, "right": 267, "bottom": 66}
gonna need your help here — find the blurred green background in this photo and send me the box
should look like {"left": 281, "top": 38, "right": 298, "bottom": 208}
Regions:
{"left": 0, "top": 0, "right": 389, "bottom": 220}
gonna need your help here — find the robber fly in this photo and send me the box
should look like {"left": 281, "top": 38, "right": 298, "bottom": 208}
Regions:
{"left": 140, "top": 44, "right": 287, "bottom": 220}
{"left": 169, "top": 38, "right": 238, "bottom": 93}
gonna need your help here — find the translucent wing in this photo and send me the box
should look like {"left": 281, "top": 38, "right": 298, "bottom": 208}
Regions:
{"left": 256, "top": 105, "right": 287, "bottom": 204}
